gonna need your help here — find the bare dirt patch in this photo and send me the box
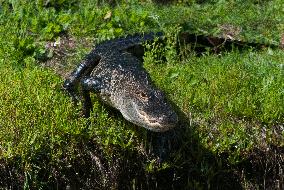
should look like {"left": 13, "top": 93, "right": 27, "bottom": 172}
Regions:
{"left": 40, "top": 35, "right": 93, "bottom": 78}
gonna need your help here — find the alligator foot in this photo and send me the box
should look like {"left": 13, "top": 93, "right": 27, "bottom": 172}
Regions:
{"left": 63, "top": 79, "right": 81, "bottom": 105}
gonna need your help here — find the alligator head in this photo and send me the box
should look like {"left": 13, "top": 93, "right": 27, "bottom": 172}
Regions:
{"left": 112, "top": 73, "right": 178, "bottom": 132}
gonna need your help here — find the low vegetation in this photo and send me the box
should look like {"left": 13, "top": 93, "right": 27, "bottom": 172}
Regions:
{"left": 0, "top": 0, "right": 283, "bottom": 189}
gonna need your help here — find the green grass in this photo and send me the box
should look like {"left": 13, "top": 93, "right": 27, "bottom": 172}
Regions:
{"left": 144, "top": 47, "right": 284, "bottom": 161}
{"left": 0, "top": 61, "right": 83, "bottom": 161}
{"left": 0, "top": 0, "right": 283, "bottom": 189}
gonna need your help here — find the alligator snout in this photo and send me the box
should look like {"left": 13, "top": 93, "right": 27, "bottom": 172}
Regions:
{"left": 138, "top": 109, "right": 178, "bottom": 132}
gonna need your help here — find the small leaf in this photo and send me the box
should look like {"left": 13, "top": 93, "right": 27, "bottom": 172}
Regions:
{"left": 189, "top": 79, "right": 199, "bottom": 86}
{"left": 169, "top": 72, "right": 179, "bottom": 79}
{"left": 104, "top": 11, "right": 112, "bottom": 20}
{"left": 47, "top": 49, "right": 54, "bottom": 58}
{"left": 267, "top": 48, "right": 273, "bottom": 55}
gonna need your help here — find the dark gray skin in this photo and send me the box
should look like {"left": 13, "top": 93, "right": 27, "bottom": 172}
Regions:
{"left": 63, "top": 33, "right": 178, "bottom": 132}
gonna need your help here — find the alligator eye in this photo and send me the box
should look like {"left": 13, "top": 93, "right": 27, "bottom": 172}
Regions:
{"left": 139, "top": 92, "right": 148, "bottom": 100}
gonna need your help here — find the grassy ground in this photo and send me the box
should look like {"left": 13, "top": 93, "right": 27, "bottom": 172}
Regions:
{"left": 0, "top": 0, "right": 283, "bottom": 189}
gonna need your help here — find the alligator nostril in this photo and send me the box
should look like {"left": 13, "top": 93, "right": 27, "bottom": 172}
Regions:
{"left": 171, "top": 113, "right": 178, "bottom": 122}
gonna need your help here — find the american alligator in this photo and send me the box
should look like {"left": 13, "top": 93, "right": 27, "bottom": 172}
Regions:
{"left": 63, "top": 33, "right": 178, "bottom": 132}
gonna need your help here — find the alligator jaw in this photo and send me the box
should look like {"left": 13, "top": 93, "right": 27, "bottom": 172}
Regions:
{"left": 131, "top": 103, "right": 178, "bottom": 132}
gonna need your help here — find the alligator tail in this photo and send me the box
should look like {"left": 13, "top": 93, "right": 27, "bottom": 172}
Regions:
{"left": 96, "top": 32, "right": 164, "bottom": 51}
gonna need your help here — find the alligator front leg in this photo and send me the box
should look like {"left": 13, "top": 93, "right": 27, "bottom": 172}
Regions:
{"left": 81, "top": 88, "right": 92, "bottom": 118}
{"left": 80, "top": 76, "right": 105, "bottom": 118}
{"left": 63, "top": 52, "right": 101, "bottom": 103}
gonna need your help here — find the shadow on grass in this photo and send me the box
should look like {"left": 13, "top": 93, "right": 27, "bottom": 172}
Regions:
{"left": 1, "top": 119, "right": 283, "bottom": 189}
{"left": 0, "top": 105, "right": 243, "bottom": 189}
